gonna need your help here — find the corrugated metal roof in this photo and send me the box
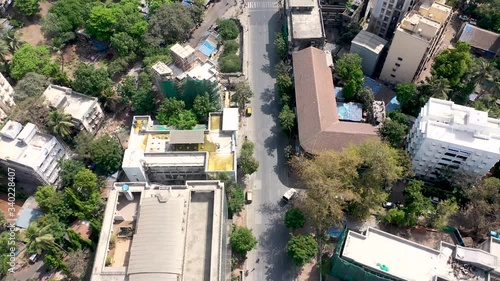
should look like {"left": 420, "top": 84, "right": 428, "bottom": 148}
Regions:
{"left": 127, "top": 194, "right": 186, "bottom": 279}
{"left": 458, "top": 23, "right": 500, "bottom": 55}
{"left": 16, "top": 208, "right": 44, "bottom": 229}
{"left": 169, "top": 130, "right": 205, "bottom": 144}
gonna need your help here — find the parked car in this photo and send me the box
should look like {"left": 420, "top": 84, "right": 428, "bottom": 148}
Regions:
{"left": 458, "top": 15, "right": 469, "bottom": 21}
{"left": 382, "top": 202, "right": 394, "bottom": 209}
{"left": 28, "top": 254, "right": 38, "bottom": 264}
{"left": 245, "top": 191, "right": 253, "bottom": 204}
{"left": 430, "top": 196, "right": 441, "bottom": 204}
{"left": 246, "top": 107, "right": 252, "bottom": 116}
{"left": 282, "top": 188, "right": 297, "bottom": 203}
{"left": 469, "top": 20, "right": 477, "bottom": 25}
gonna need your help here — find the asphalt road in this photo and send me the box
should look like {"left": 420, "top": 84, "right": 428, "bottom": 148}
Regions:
{"left": 245, "top": 1, "right": 295, "bottom": 280}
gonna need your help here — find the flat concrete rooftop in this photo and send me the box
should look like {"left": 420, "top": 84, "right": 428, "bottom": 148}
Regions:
{"left": 42, "top": 84, "right": 98, "bottom": 121}
{"left": 91, "top": 181, "right": 225, "bottom": 281}
{"left": 291, "top": 8, "right": 324, "bottom": 39}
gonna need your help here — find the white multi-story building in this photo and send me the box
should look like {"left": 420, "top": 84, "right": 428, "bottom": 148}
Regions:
{"left": 379, "top": 1, "right": 451, "bottom": 83}
{"left": 368, "top": 0, "right": 415, "bottom": 40}
{"left": 42, "top": 85, "right": 104, "bottom": 134}
{"left": 407, "top": 98, "right": 500, "bottom": 179}
{"left": 0, "top": 120, "right": 66, "bottom": 186}
{"left": 0, "top": 72, "right": 15, "bottom": 122}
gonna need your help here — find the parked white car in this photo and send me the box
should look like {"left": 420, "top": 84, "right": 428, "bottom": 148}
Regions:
{"left": 282, "top": 188, "right": 297, "bottom": 203}
{"left": 458, "top": 15, "right": 469, "bottom": 21}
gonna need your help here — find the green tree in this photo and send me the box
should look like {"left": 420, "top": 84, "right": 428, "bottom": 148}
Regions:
{"left": 477, "top": 0, "right": 500, "bottom": 32}
{"left": 90, "top": 136, "right": 123, "bottom": 175}
{"left": 217, "top": 173, "right": 245, "bottom": 216}
{"left": 339, "top": 22, "right": 361, "bottom": 44}
{"left": 10, "top": 44, "right": 59, "bottom": 80}
{"left": 13, "top": 72, "right": 49, "bottom": 102}
{"left": 287, "top": 235, "right": 318, "bottom": 266}
{"left": 223, "top": 40, "right": 239, "bottom": 56}
{"left": 284, "top": 208, "right": 305, "bottom": 229}
{"left": 279, "top": 105, "right": 296, "bottom": 136}
{"left": 379, "top": 119, "right": 408, "bottom": 148}
{"left": 431, "top": 42, "right": 472, "bottom": 87}
{"left": 403, "top": 180, "right": 433, "bottom": 226}
{"left": 276, "top": 74, "right": 293, "bottom": 102}
{"left": 274, "top": 32, "right": 287, "bottom": 60}
{"left": 72, "top": 168, "right": 99, "bottom": 199}
{"left": 275, "top": 61, "right": 291, "bottom": 77}
{"left": 157, "top": 97, "right": 186, "bottom": 125}
{"left": 395, "top": 83, "right": 417, "bottom": 109}
{"left": 233, "top": 81, "right": 253, "bottom": 112}
{"left": 336, "top": 54, "right": 363, "bottom": 100}
{"left": 427, "top": 76, "right": 451, "bottom": 100}
{"left": 37, "top": 214, "right": 68, "bottom": 244}
{"left": 431, "top": 199, "right": 459, "bottom": 229}
{"left": 387, "top": 111, "right": 408, "bottom": 124}
{"left": 145, "top": 3, "right": 195, "bottom": 45}
{"left": 72, "top": 63, "right": 112, "bottom": 99}
{"left": 172, "top": 110, "right": 198, "bottom": 130}
{"left": 117, "top": 76, "right": 136, "bottom": 103}
{"left": 230, "top": 226, "right": 257, "bottom": 254}
{"left": 193, "top": 93, "right": 217, "bottom": 123}
{"left": 35, "top": 186, "right": 62, "bottom": 211}
{"left": 110, "top": 32, "right": 139, "bottom": 57}
{"left": 24, "top": 222, "right": 55, "bottom": 254}
{"left": 239, "top": 140, "right": 259, "bottom": 175}
{"left": 217, "top": 19, "right": 240, "bottom": 40}
{"left": 4, "top": 30, "right": 24, "bottom": 55}
{"left": 131, "top": 88, "right": 155, "bottom": 114}
{"left": 75, "top": 131, "right": 94, "bottom": 160}
{"left": 382, "top": 208, "right": 407, "bottom": 225}
{"left": 219, "top": 54, "right": 242, "bottom": 73}
{"left": 85, "top": 5, "right": 117, "bottom": 41}
{"left": 48, "top": 111, "right": 74, "bottom": 138}
{"left": 14, "top": 0, "right": 40, "bottom": 16}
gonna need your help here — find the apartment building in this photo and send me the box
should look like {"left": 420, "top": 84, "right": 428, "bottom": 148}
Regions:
{"left": 320, "top": 0, "right": 364, "bottom": 28}
{"left": 407, "top": 98, "right": 500, "bottom": 179}
{"left": 367, "top": 0, "right": 415, "bottom": 40}
{"left": 332, "top": 227, "right": 500, "bottom": 281}
{"left": 91, "top": 180, "right": 228, "bottom": 281}
{"left": 0, "top": 72, "right": 15, "bottom": 122}
{"left": 285, "top": 0, "right": 325, "bottom": 52}
{"left": 42, "top": 85, "right": 104, "bottom": 134}
{"left": 0, "top": 120, "right": 66, "bottom": 186}
{"left": 350, "top": 30, "right": 388, "bottom": 76}
{"left": 122, "top": 110, "right": 238, "bottom": 184}
{"left": 379, "top": 1, "right": 451, "bottom": 83}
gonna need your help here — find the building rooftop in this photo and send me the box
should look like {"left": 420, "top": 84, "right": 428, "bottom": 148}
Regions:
{"left": 0, "top": 121, "right": 61, "bottom": 169}
{"left": 292, "top": 47, "right": 378, "bottom": 154}
{"left": 351, "top": 30, "right": 388, "bottom": 54}
{"left": 122, "top": 115, "right": 236, "bottom": 173}
{"left": 151, "top": 62, "right": 173, "bottom": 76}
{"left": 42, "top": 85, "right": 100, "bottom": 123}
{"left": 170, "top": 43, "right": 196, "bottom": 59}
{"left": 458, "top": 23, "right": 500, "bottom": 56}
{"left": 91, "top": 181, "right": 225, "bottom": 281}
{"left": 417, "top": 98, "right": 500, "bottom": 155}
{"left": 342, "top": 228, "right": 489, "bottom": 281}
{"left": 289, "top": 0, "right": 314, "bottom": 7}
{"left": 222, "top": 108, "right": 239, "bottom": 131}
{"left": 289, "top": 0, "right": 324, "bottom": 39}
{"left": 185, "top": 61, "right": 218, "bottom": 82}
{"left": 399, "top": 12, "right": 441, "bottom": 41}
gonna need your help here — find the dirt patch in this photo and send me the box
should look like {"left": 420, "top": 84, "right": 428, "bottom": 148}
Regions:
{"left": 0, "top": 192, "right": 25, "bottom": 219}
{"left": 297, "top": 257, "right": 320, "bottom": 281}
{"left": 380, "top": 223, "right": 455, "bottom": 249}
{"left": 18, "top": 1, "right": 52, "bottom": 46}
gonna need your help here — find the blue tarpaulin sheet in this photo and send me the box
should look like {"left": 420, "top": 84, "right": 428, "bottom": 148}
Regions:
{"left": 199, "top": 40, "right": 216, "bottom": 57}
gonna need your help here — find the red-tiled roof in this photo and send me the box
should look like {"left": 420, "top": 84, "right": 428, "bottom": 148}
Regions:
{"left": 292, "top": 47, "right": 378, "bottom": 154}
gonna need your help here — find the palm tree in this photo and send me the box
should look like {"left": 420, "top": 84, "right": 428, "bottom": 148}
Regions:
{"left": 427, "top": 76, "right": 451, "bottom": 100}
{"left": 48, "top": 110, "right": 74, "bottom": 138}
{"left": 471, "top": 59, "right": 495, "bottom": 99}
{"left": 23, "top": 222, "right": 55, "bottom": 254}
{"left": 0, "top": 40, "right": 8, "bottom": 63}
{"left": 3, "top": 30, "right": 24, "bottom": 55}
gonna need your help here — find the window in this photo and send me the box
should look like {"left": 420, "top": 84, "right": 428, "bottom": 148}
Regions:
{"left": 397, "top": 57, "right": 403, "bottom": 61}
{"left": 390, "top": 74, "right": 396, "bottom": 78}
{"left": 444, "top": 152, "right": 456, "bottom": 157}
{"left": 392, "top": 68, "right": 396, "bottom": 72}
{"left": 395, "top": 63, "right": 401, "bottom": 67}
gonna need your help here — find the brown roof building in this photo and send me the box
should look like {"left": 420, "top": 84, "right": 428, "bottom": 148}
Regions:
{"left": 293, "top": 47, "right": 379, "bottom": 154}
{"left": 458, "top": 23, "right": 500, "bottom": 58}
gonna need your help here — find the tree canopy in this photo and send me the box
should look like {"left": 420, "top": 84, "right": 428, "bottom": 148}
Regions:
{"left": 335, "top": 54, "right": 363, "bottom": 100}
{"left": 291, "top": 139, "right": 408, "bottom": 230}
{"left": 431, "top": 42, "right": 472, "bottom": 87}
{"left": 90, "top": 136, "right": 123, "bottom": 175}
{"left": 279, "top": 104, "right": 296, "bottom": 136}
{"left": 239, "top": 140, "right": 259, "bottom": 175}
{"left": 145, "top": 3, "right": 195, "bottom": 45}
{"left": 284, "top": 208, "right": 305, "bottom": 229}
{"left": 72, "top": 63, "right": 113, "bottom": 99}
{"left": 10, "top": 44, "right": 59, "bottom": 80}
{"left": 217, "top": 19, "right": 240, "bottom": 40}
{"left": 230, "top": 226, "right": 258, "bottom": 254}
{"left": 395, "top": 83, "right": 417, "bottom": 109}
{"left": 287, "top": 234, "right": 318, "bottom": 266}
{"left": 232, "top": 81, "right": 253, "bottom": 112}
{"left": 14, "top": 0, "right": 41, "bottom": 17}
{"left": 13, "top": 72, "right": 49, "bottom": 102}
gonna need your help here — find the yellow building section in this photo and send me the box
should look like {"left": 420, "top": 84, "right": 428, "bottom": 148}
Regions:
{"left": 210, "top": 115, "right": 221, "bottom": 131}
{"left": 198, "top": 135, "right": 216, "bottom": 152}
{"left": 134, "top": 117, "right": 149, "bottom": 133}
{"left": 208, "top": 154, "right": 234, "bottom": 171}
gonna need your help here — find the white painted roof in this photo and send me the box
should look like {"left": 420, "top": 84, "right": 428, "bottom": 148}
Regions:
{"left": 222, "top": 108, "right": 239, "bottom": 131}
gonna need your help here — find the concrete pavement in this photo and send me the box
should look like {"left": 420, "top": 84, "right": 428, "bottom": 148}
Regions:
{"left": 244, "top": 0, "right": 295, "bottom": 280}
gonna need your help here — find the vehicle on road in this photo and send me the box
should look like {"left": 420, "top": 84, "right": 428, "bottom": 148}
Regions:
{"left": 246, "top": 107, "right": 252, "bottom": 116}
{"left": 430, "top": 197, "right": 441, "bottom": 204}
{"left": 382, "top": 201, "right": 394, "bottom": 209}
{"left": 246, "top": 191, "right": 253, "bottom": 204}
{"left": 469, "top": 20, "right": 477, "bottom": 25}
{"left": 29, "top": 254, "right": 38, "bottom": 264}
{"left": 282, "top": 188, "right": 297, "bottom": 203}
{"left": 458, "top": 15, "right": 469, "bottom": 21}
